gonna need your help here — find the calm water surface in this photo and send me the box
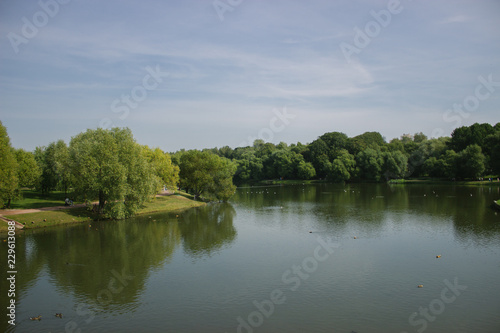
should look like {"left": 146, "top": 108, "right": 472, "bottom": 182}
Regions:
{"left": 1, "top": 183, "right": 500, "bottom": 333}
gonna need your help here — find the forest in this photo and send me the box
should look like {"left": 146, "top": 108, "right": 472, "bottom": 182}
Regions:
{"left": 1, "top": 121, "right": 499, "bottom": 217}
{"left": 196, "top": 122, "right": 500, "bottom": 184}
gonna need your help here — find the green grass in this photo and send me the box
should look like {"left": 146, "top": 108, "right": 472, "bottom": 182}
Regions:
{"left": 4, "top": 207, "right": 97, "bottom": 229}
{"left": 136, "top": 194, "right": 205, "bottom": 215}
{"left": 7, "top": 190, "right": 76, "bottom": 209}
{"left": 2, "top": 193, "right": 205, "bottom": 231}
{"left": 389, "top": 178, "right": 500, "bottom": 186}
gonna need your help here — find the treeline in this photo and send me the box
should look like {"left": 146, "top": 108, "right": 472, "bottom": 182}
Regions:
{"left": 197, "top": 122, "right": 500, "bottom": 184}
{"left": 0, "top": 123, "right": 236, "bottom": 216}
{"left": 1, "top": 121, "right": 499, "bottom": 214}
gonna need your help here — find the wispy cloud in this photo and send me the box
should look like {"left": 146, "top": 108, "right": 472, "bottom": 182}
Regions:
{"left": 0, "top": 0, "right": 499, "bottom": 151}
{"left": 439, "top": 15, "right": 472, "bottom": 24}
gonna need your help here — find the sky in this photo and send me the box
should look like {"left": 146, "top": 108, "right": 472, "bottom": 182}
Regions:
{"left": 0, "top": 0, "right": 499, "bottom": 152}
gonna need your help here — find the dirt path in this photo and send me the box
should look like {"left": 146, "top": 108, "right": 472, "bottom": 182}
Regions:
{"left": 0, "top": 203, "right": 88, "bottom": 216}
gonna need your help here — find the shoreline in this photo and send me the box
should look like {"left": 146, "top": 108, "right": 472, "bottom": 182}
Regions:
{"left": 253, "top": 178, "right": 500, "bottom": 186}
{"left": 0, "top": 193, "right": 205, "bottom": 234}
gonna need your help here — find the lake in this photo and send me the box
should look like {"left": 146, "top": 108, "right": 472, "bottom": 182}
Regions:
{"left": 1, "top": 183, "right": 500, "bottom": 333}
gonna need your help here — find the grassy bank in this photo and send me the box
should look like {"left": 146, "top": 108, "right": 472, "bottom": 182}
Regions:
{"left": 389, "top": 178, "right": 500, "bottom": 186}
{"left": 7, "top": 190, "right": 76, "bottom": 209}
{"left": 1, "top": 194, "right": 205, "bottom": 232}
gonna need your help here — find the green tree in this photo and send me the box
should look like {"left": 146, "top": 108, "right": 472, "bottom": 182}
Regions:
{"left": 0, "top": 121, "right": 19, "bottom": 208}
{"left": 381, "top": 150, "right": 407, "bottom": 179}
{"left": 271, "top": 150, "right": 295, "bottom": 179}
{"left": 457, "top": 144, "right": 485, "bottom": 179}
{"left": 53, "top": 140, "right": 72, "bottom": 195}
{"left": 143, "top": 146, "right": 180, "bottom": 191}
{"left": 179, "top": 150, "right": 236, "bottom": 201}
{"left": 449, "top": 123, "right": 495, "bottom": 153}
{"left": 15, "top": 149, "right": 41, "bottom": 188}
{"left": 34, "top": 144, "right": 58, "bottom": 194}
{"left": 485, "top": 131, "right": 500, "bottom": 175}
{"left": 330, "top": 149, "right": 355, "bottom": 182}
{"left": 355, "top": 148, "right": 383, "bottom": 181}
{"left": 348, "top": 131, "right": 385, "bottom": 156}
{"left": 297, "top": 160, "right": 316, "bottom": 180}
{"left": 69, "top": 128, "right": 156, "bottom": 218}
{"left": 234, "top": 150, "right": 263, "bottom": 183}
{"left": 413, "top": 132, "right": 428, "bottom": 143}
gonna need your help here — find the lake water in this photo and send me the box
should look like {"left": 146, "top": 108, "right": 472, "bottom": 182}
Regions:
{"left": 1, "top": 183, "right": 500, "bottom": 333}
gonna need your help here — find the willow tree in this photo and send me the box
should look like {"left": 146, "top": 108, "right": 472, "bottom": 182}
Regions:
{"left": 179, "top": 150, "right": 236, "bottom": 202}
{"left": 69, "top": 128, "right": 157, "bottom": 219}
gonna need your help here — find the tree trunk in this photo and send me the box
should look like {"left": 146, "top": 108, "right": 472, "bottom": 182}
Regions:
{"left": 98, "top": 190, "right": 105, "bottom": 213}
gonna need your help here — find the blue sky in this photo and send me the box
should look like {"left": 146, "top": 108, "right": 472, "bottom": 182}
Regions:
{"left": 1, "top": 0, "right": 499, "bottom": 152}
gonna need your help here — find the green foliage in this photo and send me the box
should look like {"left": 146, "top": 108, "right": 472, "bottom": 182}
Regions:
{"left": 0, "top": 121, "right": 19, "bottom": 207}
{"left": 330, "top": 149, "right": 355, "bottom": 182}
{"left": 355, "top": 148, "right": 383, "bottom": 181}
{"left": 52, "top": 140, "right": 71, "bottom": 194}
{"left": 297, "top": 160, "right": 316, "bottom": 180}
{"left": 234, "top": 150, "right": 264, "bottom": 183}
{"left": 34, "top": 144, "right": 58, "bottom": 193}
{"left": 179, "top": 150, "right": 237, "bottom": 201}
{"left": 15, "top": 148, "right": 41, "bottom": 188}
{"left": 348, "top": 131, "right": 385, "bottom": 155}
{"left": 4, "top": 121, "right": 499, "bottom": 210}
{"left": 449, "top": 123, "right": 495, "bottom": 153}
{"left": 143, "top": 146, "right": 180, "bottom": 191}
{"left": 69, "top": 128, "right": 157, "bottom": 219}
{"left": 457, "top": 144, "right": 485, "bottom": 179}
{"left": 486, "top": 131, "right": 500, "bottom": 175}
{"left": 382, "top": 150, "right": 408, "bottom": 179}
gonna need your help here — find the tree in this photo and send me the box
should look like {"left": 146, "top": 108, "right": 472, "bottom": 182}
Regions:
{"left": 143, "top": 146, "right": 180, "bottom": 191}
{"left": 297, "top": 160, "right": 316, "bottom": 180}
{"left": 34, "top": 144, "right": 58, "bottom": 194}
{"left": 270, "top": 150, "right": 295, "bottom": 179}
{"left": 381, "top": 150, "right": 407, "bottom": 179}
{"left": 307, "top": 138, "right": 329, "bottom": 176}
{"left": 449, "top": 123, "right": 495, "bottom": 153}
{"left": 69, "top": 128, "right": 157, "bottom": 219}
{"left": 330, "top": 149, "right": 355, "bottom": 182}
{"left": 319, "top": 132, "right": 349, "bottom": 159}
{"left": 234, "top": 150, "right": 263, "bottom": 183}
{"left": 348, "top": 132, "right": 386, "bottom": 156}
{"left": 485, "top": 131, "right": 500, "bottom": 175}
{"left": 457, "top": 144, "right": 485, "bottom": 179}
{"left": 52, "top": 140, "right": 72, "bottom": 195}
{"left": 179, "top": 150, "right": 236, "bottom": 201}
{"left": 355, "top": 148, "right": 382, "bottom": 181}
{"left": 413, "top": 132, "right": 428, "bottom": 143}
{"left": 15, "top": 149, "right": 41, "bottom": 188}
{"left": 0, "top": 121, "right": 19, "bottom": 208}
